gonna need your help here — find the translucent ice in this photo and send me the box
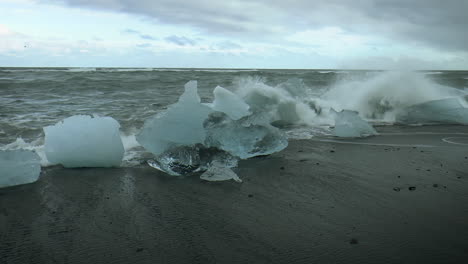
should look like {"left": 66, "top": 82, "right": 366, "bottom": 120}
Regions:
{"left": 200, "top": 161, "right": 242, "bottom": 182}
{"left": 139, "top": 80, "right": 289, "bottom": 177}
{"left": 396, "top": 98, "right": 468, "bottom": 125}
{"left": 205, "top": 113, "right": 288, "bottom": 159}
{"left": 211, "top": 86, "right": 250, "bottom": 120}
{"left": 333, "top": 109, "right": 378, "bottom": 138}
{"left": 137, "top": 81, "right": 212, "bottom": 155}
{"left": 0, "top": 150, "right": 41, "bottom": 188}
{"left": 147, "top": 145, "right": 238, "bottom": 176}
{"left": 44, "top": 115, "right": 124, "bottom": 168}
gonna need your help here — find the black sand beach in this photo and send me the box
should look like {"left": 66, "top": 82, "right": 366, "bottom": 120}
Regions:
{"left": 1, "top": 125, "right": 468, "bottom": 264}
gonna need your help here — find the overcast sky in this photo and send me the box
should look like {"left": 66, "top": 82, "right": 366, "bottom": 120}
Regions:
{"left": 1, "top": 0, "right": 468, "bottom": 69}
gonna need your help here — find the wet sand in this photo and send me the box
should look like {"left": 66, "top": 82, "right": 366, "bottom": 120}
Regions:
{"left": 1, "top": 125, "right": 468, "bottom": 264}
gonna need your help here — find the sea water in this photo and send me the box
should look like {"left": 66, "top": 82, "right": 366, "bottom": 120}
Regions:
{"left": 1, "top": 68, "right": 467, "bottom": 170}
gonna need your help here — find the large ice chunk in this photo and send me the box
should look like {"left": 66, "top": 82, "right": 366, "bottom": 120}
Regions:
{"left": 137, "top": 81, "right": 213, "bottom": 155}
{"left": 396, "top": 97, "right": 468, "bottom": 125}
{"left": 0, "top": 150, "right": 41, "bottom": 188}
{"left": 210, "top": 86, "right": 250, "bottom": 120}
{"left": 44, "top": 115, "right": 124, "bottom": 168}
{"left": 333, "top": 109, "right": 378, "bottom": 138}
{"left": 205, "top": 113, "right": 288, "bottom": 159}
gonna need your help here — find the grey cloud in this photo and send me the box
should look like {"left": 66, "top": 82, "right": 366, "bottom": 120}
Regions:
{"left": 121, "top": 28, "right": 157, "bottom": 41}
{"left": 140, "top": 34, "right": 156, "bottom": 40}
{"left": 165, "top": 35, "right": 196, "bottom": 46}
{"left": 44, "top": 0, "right": 468, "bottom": 52}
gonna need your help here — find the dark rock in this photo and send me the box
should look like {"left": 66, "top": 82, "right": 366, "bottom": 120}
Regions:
{"left": 280, "top": 167, "right": 285, "bottom": 170}
{"left": 248, "top": 194, "right": 253, "bottom": 198}
{"left": 330, "top": 150, "right": 335, "bottom": 153}
{"left": 409, "top": 186, "right": 416, "bottom": 191}
{"left": 136, "top": 248, "right": 144, "bottom": 253}
{"left": 299, "top": 159, "right": 307, "bottom": 162}
{"left": 350, "top": 238, "right": 358, "bottom": 244}
{"left": 393, "top": 187, "right": 401, "bottom": 192}
{"left": 433, "top": 184, "right": 439, "bottom": 188}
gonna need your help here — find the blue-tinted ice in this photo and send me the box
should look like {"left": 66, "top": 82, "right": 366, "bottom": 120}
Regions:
{"left": 0, "top": 150, "right": 41, "bottom": 188}
{"left": 44, "top": 115, "right": 124, "bottom": 168}
{"left": 138, "top": 81, "right": 289, "bottom": 181}
{"left": 397, "top": 97, "right": 468, "bottom": 125}
{"left": 333, "top": 109, "right": 378, "bottom": 138}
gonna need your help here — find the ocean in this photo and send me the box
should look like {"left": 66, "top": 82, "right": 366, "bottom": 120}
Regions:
{"left": 2, "top": 67, "right": 468, "bottom": 263}
{"left": 1, "top": 67, "right": 468, "bottom": 167}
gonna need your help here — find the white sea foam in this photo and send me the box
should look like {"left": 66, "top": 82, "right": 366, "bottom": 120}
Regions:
{"left": 320, "top": 71, "right": 467, "bottom": 122}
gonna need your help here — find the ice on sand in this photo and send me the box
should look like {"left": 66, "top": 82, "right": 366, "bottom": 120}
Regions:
{"left": 0, "top": 150, "right": 41, "bottom": 188}
{"left": 210, "top": 86, "right": 250, "bottom": 120}
{"left": 44, "top": 115, "right": 124, "bottom": 168}
{"left": 205, "top": 113, "right": 288, "bottom": 159}
{"left": 138, "top": 81, "right": 288, "bottom": 180}
{"left": 333, "top": 109, "right": 378, "bottom": 138}
{"left": 200, "top": 161, "right": 242, "bottom": 182}
{"left": 147, "top": 145, "right": 238, "bottom": 176}
{"left": 396, "top": 97, "right": 468, "bottom": 125}
{"left": 137, "top": 81, "right": 212, "bottom": 155}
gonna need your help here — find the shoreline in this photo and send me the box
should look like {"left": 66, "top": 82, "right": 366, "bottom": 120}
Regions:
{"left": 1, "top": 125, "right": 468, "bottom": 263}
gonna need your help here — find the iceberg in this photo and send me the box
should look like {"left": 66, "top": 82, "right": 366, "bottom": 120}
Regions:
{"left": 210, "top": 86, "right": 250, "bottom": 120}
{"left": 396, "top": 98, "right": 468, "bottom": 125}
{"left": 0, "top": 150, "right": 41, "bottom": 188}
{"left": 44, "top": 115, "right": 124, "bottom": 168}
{"left": 333, "top": 109, "right": 378, "bottom": 138}
{"left": 137, "top": 81, "right": 213, "bottom": 155}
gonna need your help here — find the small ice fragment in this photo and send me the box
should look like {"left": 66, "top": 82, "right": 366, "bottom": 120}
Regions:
{"left": 200, "top": 161, "right": 242, "bottom": 182}
{"left": 333, "top": 109, "right": 378, "bottom": 138}
{"left": 147, "top": 146, "right": 202, "bottom": 176}
{"left": 211, "top": 86, "right": 250, "bottom": 120}
{"left": 396, "top": 97, "right": 468, "bottom": 125}
{"left": 0, "top": 150, "right": 41, "bottom": 188}
{"left": 44, "top": 115, "right": 124, "bottom": 168}
{"left": 137, "top": 81, "right": 212, "bottom": 155}
{"left": 147, "top": 145, "right": 238, "bottom": 176}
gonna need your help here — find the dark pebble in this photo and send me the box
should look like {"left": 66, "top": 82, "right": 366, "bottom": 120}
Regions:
{"left": 316, "top": 162, "right": 320, "bottom": 165}
{"left": 299, "top": 159, "right": 307, "bottom": 162}
{"left": 457, "top": 176, "right": 461, "bottom": 179}
{"left": 248, "top": 194, "right": 253, "bottom": 198}
{"left": 280, "top": 167, "right": 285, "bottom": 170}
{"left": 397, "top": 175, "right": 401, "bottom": 178}
{"left": 409, "top": 186, "right": 416, "bottom": 191}
{"left": 426, "top": 169, "right": 431, "bottom": 172}
{"left": 393, "top": 187, "right": 401, "bottom": 192}
{"left": 433, "top": 184, "right": 439, "bottom": 188}
{"left": 350, "top": 238, "right": 359, "bottom": 245}
{"left": 136, "top": 248, "right": 144, "bottom": 253}
{"left": 330, "top": 150, "right": 335, "bottom": 153}
{"left": 298, "top": 150, "right": 303, "bottom": 152}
